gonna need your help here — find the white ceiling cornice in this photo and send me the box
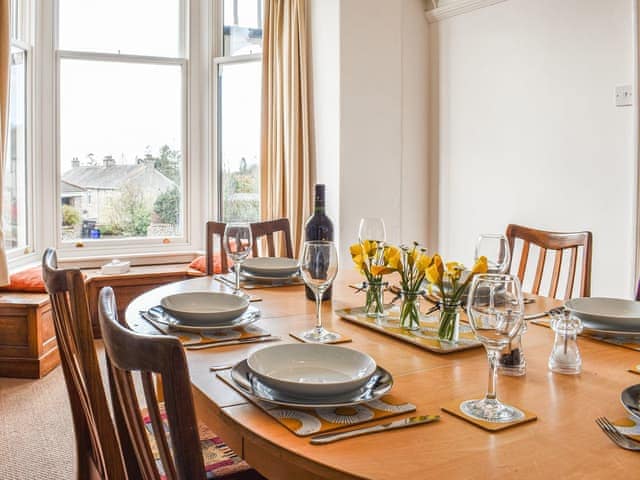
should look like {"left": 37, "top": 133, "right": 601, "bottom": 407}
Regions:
{"left": 425, "top": 0, "right": 509, "bottom": 23}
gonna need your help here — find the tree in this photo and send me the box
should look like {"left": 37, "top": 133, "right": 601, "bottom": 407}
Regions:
{"left": 62, "top": 204, "right": 80, "bottom": 226}
{"left": 153, "top": 186, "right": 180, "bottom": 225}
{"left": 154, "top": 145, "right": 181, "bottom": 184}
{"left": 107, "top": 184, "right": 152, "bottom": 237}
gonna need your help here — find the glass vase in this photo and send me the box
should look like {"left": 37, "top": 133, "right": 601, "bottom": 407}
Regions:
{"left": 437, "top": 300, "right": 460, "bottom": 343}
{"left": 364, "top": 280, "right": 385, "bottom": 318}
{"left": 400, "top": 290, "right": 421, "bottom": 330}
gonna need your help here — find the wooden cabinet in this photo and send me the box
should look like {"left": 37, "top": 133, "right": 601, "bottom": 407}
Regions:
{"left": 0, "top": 292, "right": 59, "bottom": 378}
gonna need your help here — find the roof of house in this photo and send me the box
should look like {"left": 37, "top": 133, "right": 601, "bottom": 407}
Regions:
{"left": 61, "top": 180, "right": 86, "bottom": 194}
{"left": 61, "top": 163, "right": 177, "bottom": 192}
{"left": 62, "top": 164, "right": 144, "bottom": 190}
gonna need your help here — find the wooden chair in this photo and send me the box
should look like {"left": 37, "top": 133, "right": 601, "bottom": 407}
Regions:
{"left": 42, "top": 248, "right": 129, "bottom": 480}
{"left": 98, "top": 286, "right": 262, "bottom": 480}
{"left": 205, "top": 221, "right": 228, "bottom": 274}
{"left": 250, "top": 218, "right": 294, "bottom": 258}
{"left": 505, "top": 224, "right": 592, "bottom": 299}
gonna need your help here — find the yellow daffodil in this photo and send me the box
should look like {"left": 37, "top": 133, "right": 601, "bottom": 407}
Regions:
{"left": 362, "top": 240, "right": 378, "bottom": 258}
{"left": 370, "top": 265, "right": 394, "bottom": 277}
{"left": 383, "top": 245, "right": 400, "bottom": 264}
{"left": 415, "top": 254, "right": 432, "bottom": 274}
{"left": 387, "top": 249, "right": 403, "bottom": 272}
{"left": 349, "top": 243, "right": 364, "bottom": 258}
{"left": 445, "top": 261, "right": 464, "bottom": 282}
{"left": 425, "top": 254, "right": 444, "bottom": 285}
{"left": 470, "top": 255, "right": 489, "bottom": 275}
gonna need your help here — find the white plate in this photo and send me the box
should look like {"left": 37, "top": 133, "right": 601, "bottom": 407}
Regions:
{"left": 242, "top": 257, "right": 300, "bottom": 277}
{"left": 160, "top": 291, "right": 249, "bottom": 324}
{"left": 247, "top": 344, "right": 377, "bottom": 397}
{"left": 149, "top": 306, "right": 260, "bottom": 332}
{"left": 565, "top": 297, "right": 640, "bottom": 332}
{"left": 230, "top": 360, "right": 393, "bottom": 408}
{"left": 240, "top": 269, "right": 302, "bottom": 283}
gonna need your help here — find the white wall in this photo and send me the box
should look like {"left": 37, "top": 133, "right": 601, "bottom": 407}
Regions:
{"left": 309, "top": 0, "right": 340, "bottom": 232}
{"left": 432, "top": 0, "right": 636, "bottom": 296}
{"left": 310, "top": 0, "right": 431, "bottom": 255}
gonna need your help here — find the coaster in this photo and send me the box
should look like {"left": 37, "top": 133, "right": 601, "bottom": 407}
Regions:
{"left": 289, "top": 332, "right": 352, "bottom": 344}
{"left": 441, "top": 397, "right": 537, "bottom": 432}
{"left": 217, "top": 370, "right": 415, "bottom": 436}
{"left": 612, "top": 416, "right": 640, "bottom": 441}
{"left": 628, "top": 364, "right": 640, "bottom": 375}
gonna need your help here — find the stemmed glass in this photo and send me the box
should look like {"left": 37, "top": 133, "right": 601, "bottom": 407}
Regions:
{"left": 358, "top": 217, "right": 386, "bottom": 265}
{"left": 461, "top": 274, "right": 525, "bottom": 422}
{"left": 299, "top": 240, "right": 340, "bottom": 343}
{"left": 223, "top": 223, "right": 253, "bottom": 295}
{"left": 475, "top": 234, "right": 511, "bottom": 274}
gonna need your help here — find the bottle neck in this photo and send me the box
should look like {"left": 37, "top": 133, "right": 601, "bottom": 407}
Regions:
{"left": 313, "top": 185, "right": 326, "bottom": 215}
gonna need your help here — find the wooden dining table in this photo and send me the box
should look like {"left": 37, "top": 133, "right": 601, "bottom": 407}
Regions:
{"left": 125, "top": 274, "right": 640, "bottom": 479}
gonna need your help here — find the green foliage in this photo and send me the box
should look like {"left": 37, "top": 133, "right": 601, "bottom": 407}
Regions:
{"left": 153, "top": 186, "right": 180, "bottom": 225}
{"left": 107, "top": 184, "right": 152, "bottom": 237}
{"left": 153, "top": 145, "right": 181, "bottom": 184}
{"left": 62, "top": 204, "right": 80, "bottom": 226}
{"left": 222, "top": 160, "right": 259, "bottom": 221}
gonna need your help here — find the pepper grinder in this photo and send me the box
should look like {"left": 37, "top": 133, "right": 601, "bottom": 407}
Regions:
{"left": 548, "top": 310, "right": 582, "bottom": 374}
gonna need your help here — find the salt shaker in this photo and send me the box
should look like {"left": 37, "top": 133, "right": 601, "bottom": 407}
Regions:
{"left": 548, "top": 310, "right": 582, "bottom": 374}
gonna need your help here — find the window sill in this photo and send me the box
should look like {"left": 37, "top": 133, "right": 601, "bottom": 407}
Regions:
{"left": 7, "top": 250, "right": 202, "bottom": 272}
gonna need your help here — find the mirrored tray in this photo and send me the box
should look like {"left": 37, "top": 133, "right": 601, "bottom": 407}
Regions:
{"left": 229, "top": 359, "right": 393, "bottom": 408}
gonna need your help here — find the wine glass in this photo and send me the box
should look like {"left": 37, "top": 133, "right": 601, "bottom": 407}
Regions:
{"left": 475, "top": 234, "right": 511, "bottom": 274}
{"left": 358, "top": 217, "right": 386, "bottom": 264}
{"left": 461, "top": 274, "right": 525, "bottom": 423}
{"left": 223, "top": 223, "right": 253, "bottom": 295}
{"left": 299, "top": 240, "right": 340, "bottom": 343}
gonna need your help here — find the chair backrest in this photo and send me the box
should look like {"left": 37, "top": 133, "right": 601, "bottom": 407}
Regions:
{"left": 98, "top": 286, "right": 206, "bottom": 480}
{"left": 41, "top": 248, "right": 128, "bottom": 480}
{"left": 206, "top": 221, "right": 228, "bottom": 274}
{"left": 505, "top": 224, "right": 592, "bottom": 299}
{"left": 250, "top": 218, "right": 294, "bottom": 258}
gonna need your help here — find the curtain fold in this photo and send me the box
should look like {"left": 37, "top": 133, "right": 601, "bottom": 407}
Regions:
{"left": 0, "top": 0, "right": 10, "bottom": 285}
{"left": 260, "top": 0, "right": 314, "bottom": 254}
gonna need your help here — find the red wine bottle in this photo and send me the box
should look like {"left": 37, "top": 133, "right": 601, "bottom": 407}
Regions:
{"left": 304, "top": 184, "right": 334, "bottom": 301}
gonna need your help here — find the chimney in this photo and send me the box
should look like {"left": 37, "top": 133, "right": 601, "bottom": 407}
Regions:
{"left": 103, "top": 155, "right": 115, "bottom": 168}
{"left": 72, "top": 157, "right": 80, "bottom": 168}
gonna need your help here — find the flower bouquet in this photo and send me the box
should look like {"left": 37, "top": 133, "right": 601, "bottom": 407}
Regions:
{"left": 425, "top": 255, "right": 488, "bottom": 342}
{"left": 349, "top": 240, "right": 398, "bottom": 317}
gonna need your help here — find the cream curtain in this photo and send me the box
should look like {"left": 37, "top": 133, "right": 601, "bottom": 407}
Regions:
{"left": 260, "top": 0, "right": 314, "bottom": 254}
{"left": 0, "top": 0, "right": 10, "bottom": 285}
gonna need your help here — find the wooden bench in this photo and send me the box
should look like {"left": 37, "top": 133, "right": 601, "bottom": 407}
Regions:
{"left": 0, "top": 291, "right": 58, "bottom": 378}
{"left": 0, "top": 263, "right": 203, "bottom": 378}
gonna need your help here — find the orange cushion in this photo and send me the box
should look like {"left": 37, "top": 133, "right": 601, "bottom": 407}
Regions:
{"left": 189, "top": 253, "right": 224, "bottom": 274}
{"left": 0, "top": 266, "right": 46, "bottom": 293}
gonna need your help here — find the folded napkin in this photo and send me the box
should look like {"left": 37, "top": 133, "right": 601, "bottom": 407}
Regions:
{"left": 217, "top": 370, "right": 415, "bottom": 436}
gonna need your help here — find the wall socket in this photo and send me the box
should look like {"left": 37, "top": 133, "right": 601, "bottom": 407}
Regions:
{"left": 616, "top": 85, "right": 633, "bottom": 107}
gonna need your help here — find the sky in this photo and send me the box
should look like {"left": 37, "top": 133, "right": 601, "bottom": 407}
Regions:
{"left": 58, "top": 0, "right": 261, "bottom": 174}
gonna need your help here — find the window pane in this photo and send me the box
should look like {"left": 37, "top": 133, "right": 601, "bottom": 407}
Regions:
{"left": 4, "top": 48, "right": 27, "bottom": 250}
{"left": 219, "top": 61, "right": 261, "bottom": 222}
{"left": 58, "top": 0, "right": 181, "bottom": 57}
{"left": 223, "top": 0, "right": 263, "bottom": 56}
{"left": 60, "top": 59, "right": 183, "bottom": 241}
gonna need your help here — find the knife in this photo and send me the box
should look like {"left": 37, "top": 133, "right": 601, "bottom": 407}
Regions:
{"left": 310, "top": 415, "right": 440, "bottom": 445}
{"left": 185, "top": 335, "right": 281, "bottom": 350}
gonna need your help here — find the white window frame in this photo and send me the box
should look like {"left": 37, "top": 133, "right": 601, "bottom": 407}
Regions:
{"left": 213, "top": 0, "right": 263, "bottom": 221}
{"left": 5, "top": 0, "right": 35, "bottom": 266}
{"left": 30, "top": 0, "right": 214, "bottom": 262}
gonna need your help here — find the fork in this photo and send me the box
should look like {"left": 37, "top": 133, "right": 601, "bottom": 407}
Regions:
{"left": 595, "top": 417, "right": 640, "bottom": 451}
